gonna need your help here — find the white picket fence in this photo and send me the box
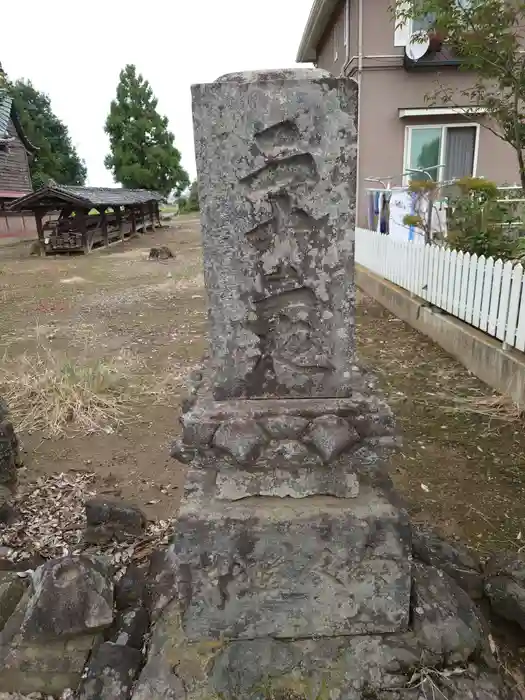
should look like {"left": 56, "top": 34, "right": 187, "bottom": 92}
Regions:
{"left": 355, "top": 227, "right": 525, "bottom": 352}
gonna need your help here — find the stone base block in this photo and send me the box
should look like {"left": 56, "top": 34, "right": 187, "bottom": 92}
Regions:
{"left": 165, "top": 470, "right": 411, "bottom": 641}
{"left": 133, "top": 570, "right": 509, "bottom": 700}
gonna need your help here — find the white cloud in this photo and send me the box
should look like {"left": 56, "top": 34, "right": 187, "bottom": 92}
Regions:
{"left": 3, "top": 0, "right": 312, "bottom": 186}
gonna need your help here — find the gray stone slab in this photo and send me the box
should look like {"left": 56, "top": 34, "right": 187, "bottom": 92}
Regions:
{"left": 0, "top": 587, "right": 98, "bottom": 696}
{"left": 18, "top": 555, "right": 113, "bottom": 640}
{"left": 0, "top": 573, "right": 27, "bottom": 632}
{"left": 215, "top": 458, "right": 359, "bottom": 500}
{"left": 136, "top": 602, "right": 508, "bottom": 700}
{"left": 192, "top": 70, "right": 358, "bottom": 399}
{"left": 162, "top": 473, "right": 411, "bottom": 641}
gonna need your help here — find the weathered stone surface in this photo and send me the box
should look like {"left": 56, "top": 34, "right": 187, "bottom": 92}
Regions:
{"left": 259, "top": 414, "right": 309, "bottom": 439}
{"left": 145, "top": 546, "right": 178, "bottom": 621}
{"left": 0, "top": 485, "right": 16, "bottom": 524}
{"left": 212, "top": 419, "right": 266, "bottom": 464}
{"left": 0, "top": 420, "right": 17, "bottom": 485}
{"left": 484, "top": 553, "right": 525, "bottom": 631}
{"left": 170, "top": 437, "right": 197, "bottom": 464}
{"left": 193, "top": 70, "right": 357, "bottom": 399}
{"left": 115, "top": 563, "right": 147, "bottom": 611}
{"left": 109, "top": 607, "right": 150, "bottom": 650}
{"left": 305, "top": 414, "right": 360, "bottom": 462}
{"left": 0, "top": 572, "right": 27, "bottom": 631}
{"left": 215, "top": 458, "right": 359, "bottom": 500}
{"left": 0, "top": 586, "right": 98, "bottom": 695}
{"left": 169, "top": 475, "right": 411, "bottom": 640}
{"left": 77, "top": 642, "right": 142, "bottom": 700}
{"left": 131, "top": 656, "right": 186, "bottom": 700}
{"left": 411, "top": 563, "right": 486, "bottom": 666}
{"left": 137, "top": 604, "right": 508, "bottom": 700}
{"left": 180, "top": 412, "right": 219, "bottom": 446}
{"left": 19, "top": 556, "right": 113, "bottom": 640}
{"left": 375, "top": 669, "right": 517, "bottom": 700}
{"left": 412, "top": 525, "right": 483, "bottom": 599}
{"left": 85, "top": 499, "right": 146, "bottom": 543}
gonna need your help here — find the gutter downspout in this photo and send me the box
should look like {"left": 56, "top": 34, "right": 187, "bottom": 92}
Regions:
{"left": 356, "top": 0, "right": 363, "bottom": 228}
{"left": 345, "top": 0, "right": 350, "bottom": 66}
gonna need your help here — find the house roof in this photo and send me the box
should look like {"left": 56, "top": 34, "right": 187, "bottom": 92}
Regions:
{"left": 296, "top": 0, "right": 342, "bottom": 63}
{"left": 0, "top": 89, "right": 36, "bottom": 152}
{"left": 0, "top": 92, "right": 11, "bottom": 140}
{"left": 8, "top": 184, "right": 164, "bottom": 211}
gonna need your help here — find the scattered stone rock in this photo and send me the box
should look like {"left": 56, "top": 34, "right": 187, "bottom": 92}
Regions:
{"left": 0, "top": 487, "right": 16, "bottom": 525}
{"left": 411, "top": 563, "right": 486, "bottom": 666}
{"left": 109, "top": 607, "right": 150, "bottom": 650}
{"left": 77, "top": 642, "right": 142, "bottom": 700}
{"left": 259, "top": 415, "right": 310, "bottom": 440}
{"left": 170, "top": 437, "right": 197, "bottom": 464}
{"left": 145, "top": 547, "right": 177, "bottom": 621}
{"left": 0, "top": 573, "right": 27, "bottom": 631}
{"left": 114, "top": 563, "right": 147, "bottom": 611}
{"left": 484, "top": 552, "right": 525, "bottom": 632}
{"left": 85, "top": 499, "right": 146, "bottom": 544}
{"left": 412, "top": 524, "right": 484, "bottom": 599}
{"left": 305, "top": 415, "right": 360, "bottom": 462}
{"left": 213, "top": 419, "right": 266, "bottom": 464}
{"left": 0, "top": 421, "right": 18, "bottom": 486}
{"left": 20, "top": 556, "right": 113, "bottom": 640}
{"left": 0, "top": 584, "right": 99, "bottom": 696}
{"left": 148, "top": 246, "right": 174, "bottom": 260}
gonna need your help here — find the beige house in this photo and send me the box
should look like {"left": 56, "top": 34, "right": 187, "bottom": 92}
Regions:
{"left": 296, "top": 0, "right": 520, "bottom": 227}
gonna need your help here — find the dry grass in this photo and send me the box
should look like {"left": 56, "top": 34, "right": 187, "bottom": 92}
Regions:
{"left": 442, "top": 392, "right": 524, "bottom": 423}
{"left": 0, "top": 342, "right": 133, "bottom": 438}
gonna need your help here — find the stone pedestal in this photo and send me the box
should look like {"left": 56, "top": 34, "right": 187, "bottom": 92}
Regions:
{"left": 133, "top": 70, "right": 515, "bottom": 700}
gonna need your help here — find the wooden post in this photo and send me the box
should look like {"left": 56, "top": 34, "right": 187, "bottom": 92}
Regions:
{"left": 149, "top": 201, "right": 155, "bottom": 230}
{"left": 140, "top": 204, "right": 146, "bottom": 233}
{"left": 131, "top": 208, "right": 137, "bottom": 235}
{"left": 35, "top": 210, "right": 45, "bottom": 247}
{"left": 77, "top": 211, "right": 90, "bottom": 254}
{"left": 155, "top": 201, "right": 161, "bottom": 227}
{"left": 100, "top": 208, "right": 108, "bottom": 247}
{"left": 115, "top": 207, "right": 124, "bottom": 242}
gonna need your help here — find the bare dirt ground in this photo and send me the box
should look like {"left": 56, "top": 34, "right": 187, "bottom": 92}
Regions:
{"left": 1, "top": 216, "right": 525, "bottom": 558}
{"left": 0, "top": 216, "right": 207, "bottom": 523}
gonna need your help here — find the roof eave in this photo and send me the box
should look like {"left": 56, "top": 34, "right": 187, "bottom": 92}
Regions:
{"left": 296, "top": 0, "right": 341, "bottom": 63}
{"left": 10, "top": 103, "right": 37, "bottom": 154}
{"left": 7, "top": 187, "right": 89, "bottom": 211}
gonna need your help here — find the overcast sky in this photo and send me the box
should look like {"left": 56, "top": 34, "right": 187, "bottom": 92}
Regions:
{"left": 2, "top": 0, "right": 313, "bottom": 187}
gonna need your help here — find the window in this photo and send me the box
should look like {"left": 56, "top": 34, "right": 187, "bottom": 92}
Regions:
{"left": 410, "top": 12, "right": 436, "bottom": 35}
{"left": 334, "top": 23, "right": 339, "bottom": 61}
{"left": 404, "top": 124, "right": 478, "bottom": 183}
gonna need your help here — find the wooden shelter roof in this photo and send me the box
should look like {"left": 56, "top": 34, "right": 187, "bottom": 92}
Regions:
{"left": 8, "top": 184, "right": 164, "bottom": 211}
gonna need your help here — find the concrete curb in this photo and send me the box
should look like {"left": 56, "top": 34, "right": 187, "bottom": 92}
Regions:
{"left": 356, "top": 264, "right": 525, "bottom": 408}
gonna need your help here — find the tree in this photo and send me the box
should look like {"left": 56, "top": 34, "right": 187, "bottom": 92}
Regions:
{"left": 396, "top": 0, "right": 525, "bottom": 190}
{"left": 105, "top": 65, "right": 189, "bottom": 197}
{"left": 187, "top": 179, "right": 199, "bottom": 211}
{"left": 8, "top": 79, "right": 87, "bottom": 189}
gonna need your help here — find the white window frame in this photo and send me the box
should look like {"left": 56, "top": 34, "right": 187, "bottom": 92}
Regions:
{"left": 344, "top": 0, "right": 350, "bottom": 48}
{"left": 394, "top": 0, "right": 466, "bottom": 46}
{"left": 395, "top": 15, "right": 433, "bottom": 47}
{"left": 403, "top": 123, "right": 480, "bottom": 185}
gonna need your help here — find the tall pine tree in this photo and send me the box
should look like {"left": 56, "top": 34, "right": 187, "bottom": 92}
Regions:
{"left": 105, "top": 65, "right": 189, "bottom": 196}
{"left": 9, "top": 79, "right": 87, "bottom": 189}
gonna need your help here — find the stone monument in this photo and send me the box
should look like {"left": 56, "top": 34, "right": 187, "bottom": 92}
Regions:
{"left": 133, "top": 70, "right": 516, "bottom": 699}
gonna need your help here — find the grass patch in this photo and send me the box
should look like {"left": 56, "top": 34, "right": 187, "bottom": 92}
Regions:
{"left": 0, "top": 342, "right": 133, "bottom": 438}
